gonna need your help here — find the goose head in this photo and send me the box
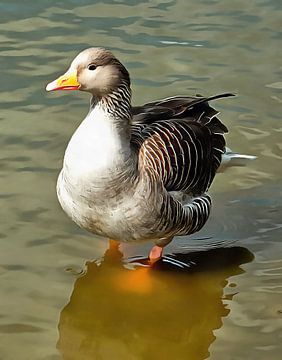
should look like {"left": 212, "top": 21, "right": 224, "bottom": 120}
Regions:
{"left": 46, "top": 47, "right": 130, "bottom": 97}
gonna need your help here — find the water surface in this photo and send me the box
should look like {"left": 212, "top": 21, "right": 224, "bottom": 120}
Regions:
{"left": 0, "top": 0, "right": 282, "bottom": 359}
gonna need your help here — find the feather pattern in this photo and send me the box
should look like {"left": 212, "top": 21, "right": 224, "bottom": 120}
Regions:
{"left": 122, "top": 93, "right": 235, "bottom": 239}
{"left": 131, "top": 94, "right": 234, "bottom": 196}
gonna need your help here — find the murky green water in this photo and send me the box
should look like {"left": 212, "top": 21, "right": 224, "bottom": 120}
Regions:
{"left": 1, "top": 0, "right": 282, "bottom": 359}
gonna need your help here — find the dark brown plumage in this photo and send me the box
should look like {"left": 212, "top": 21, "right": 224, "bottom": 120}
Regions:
{"left": 131, "top": 93, "right": 234, "bottom": 196}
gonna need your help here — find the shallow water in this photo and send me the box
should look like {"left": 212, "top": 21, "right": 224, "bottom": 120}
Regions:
{"left": 0, "top": 0, "right": 282, "bottom": 359}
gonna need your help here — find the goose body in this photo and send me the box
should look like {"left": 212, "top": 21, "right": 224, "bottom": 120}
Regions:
{"left": 47, "top": 48, "right": 255, "bottom": 261}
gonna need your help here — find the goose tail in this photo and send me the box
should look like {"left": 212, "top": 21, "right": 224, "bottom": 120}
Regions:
{"left": 218, "top": 147, "right": 256, "bottom": 173}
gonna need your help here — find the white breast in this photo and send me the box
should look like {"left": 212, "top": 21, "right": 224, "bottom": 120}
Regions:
{"left": 63, "top": 108, "right": 131, "bottom": 184}
{"left": 57, "top": 106, "right": 153, "bottom": 241}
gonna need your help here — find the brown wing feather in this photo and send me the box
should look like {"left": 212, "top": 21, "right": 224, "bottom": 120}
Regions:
{"left": 131, "top": 93, "right": 233, "bottom": 195}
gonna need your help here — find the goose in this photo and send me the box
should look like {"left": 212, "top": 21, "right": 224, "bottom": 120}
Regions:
{"left": 46, "top": 48, "right": 255, "bottom": 264}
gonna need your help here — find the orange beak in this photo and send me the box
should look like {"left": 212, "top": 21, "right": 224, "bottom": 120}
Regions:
{"left": 46, "top": 70, "right": 80, "bottom": 91}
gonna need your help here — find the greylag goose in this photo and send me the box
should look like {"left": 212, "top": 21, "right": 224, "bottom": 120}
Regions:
{"left": 46, "top": 48, "right": 255, "bottom": 264}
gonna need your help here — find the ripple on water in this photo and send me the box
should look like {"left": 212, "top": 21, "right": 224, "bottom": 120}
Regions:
{"left": 0, "top": 0, "right": 282, "bottom": 359}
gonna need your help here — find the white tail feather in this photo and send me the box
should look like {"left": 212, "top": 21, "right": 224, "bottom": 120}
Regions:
{"left": 218, "top": 147, "right": 256, "bottom": 173}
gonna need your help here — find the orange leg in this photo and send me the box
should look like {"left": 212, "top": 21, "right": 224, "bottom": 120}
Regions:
{"left": 109, "top": 239, "right": 120, "bottom": 251}
{"left": 149, "top": 245, "right": 163, "bottom": 265}
{"left": 104, "top": 239, "right": 122, "bottom": 263}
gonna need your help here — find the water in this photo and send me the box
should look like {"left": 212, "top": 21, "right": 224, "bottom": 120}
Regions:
{"left": 0, "top": 0, "right": 282, "bottom": 359}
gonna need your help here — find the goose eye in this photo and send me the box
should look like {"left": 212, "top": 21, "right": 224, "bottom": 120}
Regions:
{"left": 88, "top": 64, "right": 97, "bottom": 71}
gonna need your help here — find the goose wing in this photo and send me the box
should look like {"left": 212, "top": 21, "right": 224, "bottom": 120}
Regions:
{"left": 131, "top": 93, "right": 234, "bottom": 195}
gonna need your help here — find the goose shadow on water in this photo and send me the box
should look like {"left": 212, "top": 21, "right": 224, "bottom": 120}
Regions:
{"left": 57, "top": 245, "right": 253, "bottom": 360}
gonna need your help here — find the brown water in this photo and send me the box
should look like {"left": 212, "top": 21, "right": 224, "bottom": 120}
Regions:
{"left": 0, "top": 0, "right": 282, "bottom": 359}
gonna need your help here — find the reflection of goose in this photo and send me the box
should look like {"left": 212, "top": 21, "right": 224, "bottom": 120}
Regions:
{"left": 46, "top": 48, "right": 255, "bottom": 263}
{"left": 57, "top": 247, "right": 253, "bottom": 360}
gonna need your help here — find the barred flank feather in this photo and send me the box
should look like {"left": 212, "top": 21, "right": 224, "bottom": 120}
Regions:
{"left": 129, "top": 94, "right": 235, "bottom": 237}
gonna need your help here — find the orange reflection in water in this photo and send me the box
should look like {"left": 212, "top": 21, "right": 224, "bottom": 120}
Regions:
{"left": 57, "top": 246, "right": 253, "bottom": 360}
